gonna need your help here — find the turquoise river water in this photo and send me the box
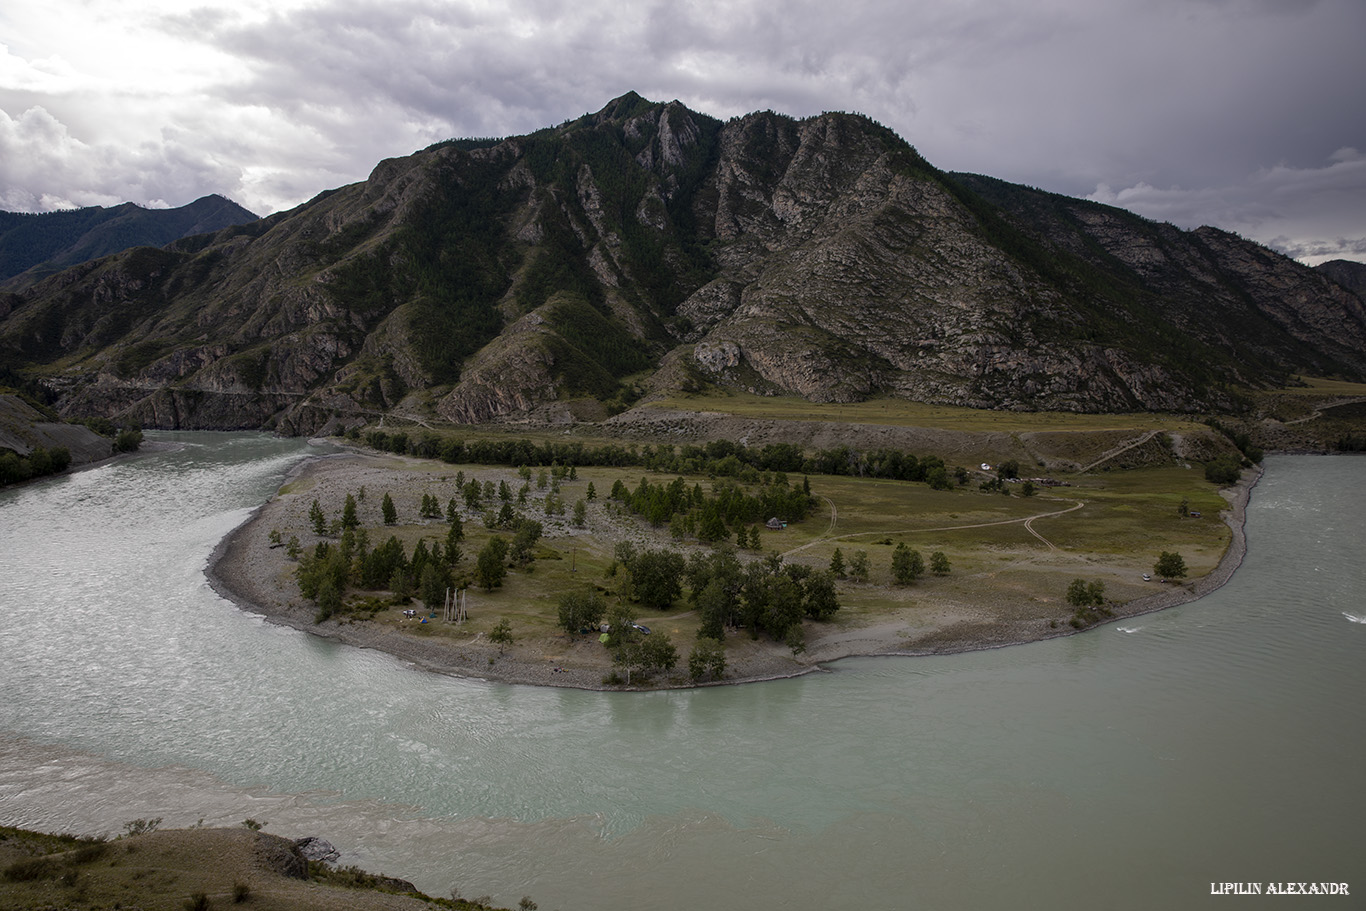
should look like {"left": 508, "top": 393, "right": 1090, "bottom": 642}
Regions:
{"left": 0, "top": 434, "right": 1362, "bottom": 909}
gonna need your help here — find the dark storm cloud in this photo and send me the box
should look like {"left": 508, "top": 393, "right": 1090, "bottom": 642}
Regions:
{"left": 2, "top": 0, "right": 1363, "bottom": 262}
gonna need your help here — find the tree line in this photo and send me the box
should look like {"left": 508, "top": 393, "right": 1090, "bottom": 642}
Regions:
{"left": 351, "top": 429, "right": 962, "bottom": 489}
{"left": 0, "top": 445, "right": 72, "bottom": 486}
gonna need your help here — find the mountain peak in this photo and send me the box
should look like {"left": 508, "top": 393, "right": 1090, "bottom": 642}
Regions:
{"left": 594, "top": 91, "right": 661, "bottom": 121}
{"left": 3, "top": 96, "right": 1363, "bottom": 433}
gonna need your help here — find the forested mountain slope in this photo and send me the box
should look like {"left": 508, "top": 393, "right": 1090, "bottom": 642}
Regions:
{"left": 1, "top": 93, "right": 1362, "bottom": 433}
{"left": 0, "top": 195, "right": 259, "bottom": 289}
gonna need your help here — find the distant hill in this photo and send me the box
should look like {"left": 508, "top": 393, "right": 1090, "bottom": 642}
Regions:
{"left": 1316, "top": 259, "right": 1366, "bottom": 303}
{"left": 0, "top": 194, "right": 259, "bottom": 289}
{"left": 1, "top": 93, "right": 1363, "bottom": 433}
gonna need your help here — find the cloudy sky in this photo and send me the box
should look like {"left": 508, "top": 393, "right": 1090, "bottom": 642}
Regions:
{"left": 2, "top": 0, "right": 1364, "bottom": 264}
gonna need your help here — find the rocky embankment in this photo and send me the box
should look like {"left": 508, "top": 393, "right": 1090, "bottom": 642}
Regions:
{"left": 0, "top": 394, "right": 111, "bottom": 465}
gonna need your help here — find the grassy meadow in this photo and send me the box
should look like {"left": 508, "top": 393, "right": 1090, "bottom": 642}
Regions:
{"left": 276, "top": 446, "right": 1240, "bottom": 661}
{"left": 639, "top": 389, "right": 1209, "bottom": 434}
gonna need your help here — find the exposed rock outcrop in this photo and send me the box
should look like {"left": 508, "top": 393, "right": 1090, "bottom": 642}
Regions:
{"left": 2, "top": 93, "right": 1363, "bottom": 431}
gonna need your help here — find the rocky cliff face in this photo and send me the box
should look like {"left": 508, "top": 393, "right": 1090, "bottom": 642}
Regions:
{"left": 950, "top": 175, "right": 1366, "bottom": 390}
{"left": 2, "top": 93, "right": 1364, "bottom": 431}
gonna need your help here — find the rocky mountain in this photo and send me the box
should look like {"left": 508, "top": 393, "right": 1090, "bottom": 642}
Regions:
{"left": 0, "top": 194, "right": 259, "bottom": 289}
{"left": 1316, "top": 259, "right": 1366, "bottom": 304}
{"left": 1, "top": 93, "right": 1363, "bottom": 433}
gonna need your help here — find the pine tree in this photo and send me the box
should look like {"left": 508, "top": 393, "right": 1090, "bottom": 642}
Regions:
{"left": 381, "top": 492, "right": 397, "bottom": 525}
{"left": 420, "top": 563, "right": 448, "bottom": 610}
{"left": 476, "top": 537, "right": 509, "bottom": 590}
{"left": 309, "top": 499, "right": 326, "bottom": 536}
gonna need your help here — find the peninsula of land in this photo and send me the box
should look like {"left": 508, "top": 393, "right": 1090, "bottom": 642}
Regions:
{"left": 206, "top": 437, "right": 1260, "bottom": 691}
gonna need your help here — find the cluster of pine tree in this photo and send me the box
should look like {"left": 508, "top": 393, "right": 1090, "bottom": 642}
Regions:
{"left": 609, "top": 473, "right": 814, "bottom": 544}
{"left": 296, "top": 492, "right": 466, "bottom": 621}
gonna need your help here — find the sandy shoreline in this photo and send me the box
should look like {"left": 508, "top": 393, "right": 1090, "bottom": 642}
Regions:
{"left": 205, "top": 451, "right": 1262, "bottom": 690}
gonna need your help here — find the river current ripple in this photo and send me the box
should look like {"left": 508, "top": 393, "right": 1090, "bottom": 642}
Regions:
{"left": 1, "top": 435, "right": 1362, "bottom": 910}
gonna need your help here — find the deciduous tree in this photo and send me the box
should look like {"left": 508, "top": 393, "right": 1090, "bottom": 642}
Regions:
{"left": 628, "top": 549, "right": 686, "bottom": 609}
{"left": 489, "top": 618, "right": 514, "bottom": 651}
{"left": 1155, "top": 551, "right": 1187, "bottom": 579}
{"left": 849, "top": 550, "right": 870, "bottom": 582}
{"left": 688, "top": 637, "right": 726, "bottom": 682}
{"left": 891, "top": 543, "right": 924, "bottom": 584}
{"left": 557, "top": 589, "right": 606, "bottom": 633}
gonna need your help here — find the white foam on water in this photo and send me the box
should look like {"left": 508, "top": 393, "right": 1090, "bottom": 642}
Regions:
{"left": 1116, "top": 626, "right": 1143, "bottom": 634}
{"left": 1343, "top": 612, "right": 1366, "bottom": 625}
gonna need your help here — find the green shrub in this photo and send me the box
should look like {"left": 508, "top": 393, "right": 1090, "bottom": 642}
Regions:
{"left": 122, "top": 817, "right": 162, "bottom": 837}
{"left": 66, "top": 841, "right": 109, "bottom": 865}
{"left": 3, "top": 856, "right": 56, "bottom": 882}
{"left": 1204, "top": 455, "right": 1243, "bottom": 485}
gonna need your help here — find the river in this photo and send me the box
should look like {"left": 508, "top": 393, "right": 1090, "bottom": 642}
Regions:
{"left": 0, "top": 434, "right": 1361, "bottom": 909}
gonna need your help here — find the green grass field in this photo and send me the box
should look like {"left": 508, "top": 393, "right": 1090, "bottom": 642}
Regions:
{"left": 640, "top": 390, "right": 1208, "bottom": 434}
{"left": 1276, "top": 376, "right": 1366, "bottom": 397}
{"left": 286, "top": 453, "right": 1239, "bottom": 656}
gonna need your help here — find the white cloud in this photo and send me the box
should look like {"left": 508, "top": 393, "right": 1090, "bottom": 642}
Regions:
{"left": 0, "top": 103, "right": 248, "bottom": 213}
